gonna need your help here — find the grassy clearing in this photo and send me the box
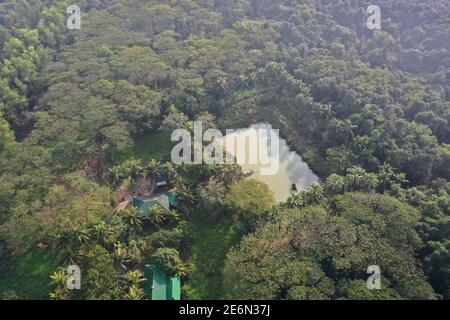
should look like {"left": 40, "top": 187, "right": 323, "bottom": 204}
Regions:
{"left": 133, "top": 131, "right": 174, "bottom": 162}
{"left": 184, "top": 212, "right": 239, "bottom": 300}
{"left": 116, "top": 130, "right": 174, "bottom": 164}
{"left": 0, "top": 249, "right": 64, "bottom": 300}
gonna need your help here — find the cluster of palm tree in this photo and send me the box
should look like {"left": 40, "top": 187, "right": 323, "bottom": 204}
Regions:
{"left": 113, "top": 242, "right": 132, "bottom": 270}
{"left": 174, "top": 163, "right": 242, "bottom": 204}
{"left": 49, "top": 266, "right": 147, "bottom": 300}
{"left": 288, "top": 164, "right": 408, "bottom": 208}
{"left": 331, "top": 164, "right": 407, "bottom": 194}
{"left": 287, "top": 184, "right": 325, "bottom": 208}
{"left": 377, "top": 163, "right": 408, "bottom": 193}
{"left": 106, "top": 159, "right": 177, "bottom": 188}
{"left": 49, "top": 269, "right": 72, "bottom": 300}
{"left": 51, "top": 208, "right": 143, "bottom": 264}
{"left": 52, "top": 229, "right": 91, "bottom": 265}
{"left": 49, "top": 208, "right": 149, "bottom": 300}
{"left": 146, "top": 205, "right": 180, "bottom": 229}
{"left": 123, "top": 270, "right": 146, "bottom": 300}
{"left": 48, "top": 160, "right": 244, "bottom": 299}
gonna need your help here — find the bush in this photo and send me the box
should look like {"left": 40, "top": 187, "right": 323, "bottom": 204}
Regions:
{"left": 151, "top": 248, "right": 181, "bottom": 276}
{"left": 150, "top": 228, "right": 183, "bottom": 249}
{"left": 226, "top": 179, "right": 275, "bottom": 233}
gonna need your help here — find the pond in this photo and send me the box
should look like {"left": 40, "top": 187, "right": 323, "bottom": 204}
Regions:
{"left": 218, "top": 122, "right": 319, "bottom": 202}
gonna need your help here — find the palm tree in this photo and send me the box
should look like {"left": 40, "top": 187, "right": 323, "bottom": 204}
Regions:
{"left": 216, "top": 74, "right": 228, "bottom": 93}
{"left": 177, "top": 184, "right": 197, "bottom": 206}
{"left": 125, "top": 270, "right": 146, "bottom": 286}
{"left": 335, "top": 119, "right": 355, "bottom": 145}
{"left": 146, "top": 159, "right": 160, "bottom": 180}
{"left": 92, "top": 222, "right": 116, "bottom": 246}
{"left": 124, "top": 285, "right": 145, "bottom": 300}
{"left": 287, "top": 192, "right": 307, "bottom": 208}
{"left": 306, "top": 184, "right": 325, "bottom": 204}
{"left": 345, "top": 166, "right": 367, "bottom": 191}
{"left": 377, "top": 162, "right": 407, "bottom": 193}
{"left": 54, "top": 233, "right": 74, "bottom": 258}
{"left": 129, "top": 160, "right": 145, "bottom": 182}
{"left": 147, "top": 205, "right": 167, "bottom": 228}
{"left": 107, "top": 166, "right": 124, "bottom": 188}
{"left": 50, "top": 269, "right": 68, "bottom": 287}
{"left": 49, "top": 288, "right": 68, "bottom": 300}
{"left": 239, "top": 74, "right": 248, "bottom": 87}
{"left": 75, "top": 227, "right": 91, "bottom": 246}
{"left": 325, "top": 174, "right": 346, "bottom": 195}
{"left": 114, "top": 242, "right": 131, "bottom": 269}
{"left": 54, "top": 230, "right": 85, "bottom": 264}
{"left": 176, "top": 263, "right": 189, "bottom": 278}
{"left": 169, "top": 209, "right": 181, "bottom": 222}
{"left": 221, "top": 164, "right": 242, "bottom": 184}
{"left": 317, "top": 103, "right": 333, "bottom": 121}
{"left": 248, "top": 71, "right": 258, "bottom": 88}
{"left": 121, "top": 208, "right": 143, "bottom": 237}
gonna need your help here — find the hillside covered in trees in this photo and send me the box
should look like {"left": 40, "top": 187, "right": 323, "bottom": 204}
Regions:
{"left": 0, "top": 0, "right": 449, "bottom": 300}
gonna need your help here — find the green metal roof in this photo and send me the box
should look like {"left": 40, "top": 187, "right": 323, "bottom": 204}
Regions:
{"left": 133, "top": 192, "right": 178, "bottom": 217}
{"left": 144, "top": 265, "right": 181, "bottom": 300}
{"left": 167, "top": 276, "right": 181, "bottom": 300}
{"left": 166, "top": 191, "right": 178, "bottom": 207}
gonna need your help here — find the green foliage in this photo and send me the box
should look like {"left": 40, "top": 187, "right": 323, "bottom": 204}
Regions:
{"left": 224, "top": 192, "right": 434, "bottom": 300}
{"left": 131, "top": 131, "right": 174, "bottom": 163}
{"left": 0, "top": 114, "right": 15, "bottom": 152}
{"left": 184, "top": 210, "right": 239, "bottom": 300}
{"left": 197, "top": 181, "right": 228, "bottom": 216}
{"left": 0, "top": 249, "right": 64, "bottom": 300}
{"left": 151, "top": 248, "right": 181, "bottom": 276}
{"left": 150, "top": 228, "right": 183, "bottom": 249}
{"left": 226, "top": 179, "right": 275, "bottom": 233}
{"left": 0, "top": 0, "right": 449, "bottom": 300}
{"left": 396, "top": 277, "right": 438, "bottom": 300}
{"left": 83, "top": 245, "right": 118, "bottom": 300}
{"left": 337, "top": 280, "right": 401, "bottom": 300}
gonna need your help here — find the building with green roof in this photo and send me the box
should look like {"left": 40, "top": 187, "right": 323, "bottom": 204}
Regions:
{"left": 144, "top": 265, "right": 181, "bottom": 300}
{"left": 133, "top": 191, "right": 178, "bottom": 217}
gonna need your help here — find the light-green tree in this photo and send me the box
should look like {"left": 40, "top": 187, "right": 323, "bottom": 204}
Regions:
{"left": 226, "top": 179, "right": 275, "bottom": 233}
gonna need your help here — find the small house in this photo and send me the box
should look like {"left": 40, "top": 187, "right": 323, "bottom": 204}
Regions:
{"left": 144, "top": 265, "right": 181, "bottom": 300}
{"left": 133, "top": 191, "right": 178, "bottom": 217}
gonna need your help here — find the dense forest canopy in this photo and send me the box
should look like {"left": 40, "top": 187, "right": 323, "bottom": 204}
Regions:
{"left": 0, "top": 0, "right": 449, "bottom": 300}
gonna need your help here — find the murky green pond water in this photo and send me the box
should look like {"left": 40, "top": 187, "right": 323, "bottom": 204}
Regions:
{"left": 218, "top": 123, "right": 319, "bottom": 202}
